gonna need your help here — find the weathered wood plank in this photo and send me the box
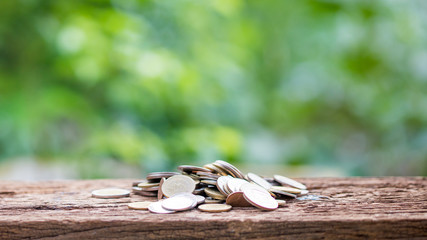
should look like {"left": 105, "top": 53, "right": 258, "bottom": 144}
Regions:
{"left": 0, "top": 177, "right": 426, "bottom": 239}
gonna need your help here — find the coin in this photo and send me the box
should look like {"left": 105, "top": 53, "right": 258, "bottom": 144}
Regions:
{"left": 138, "top": 182, "right": 160, "bottom": 188}
{"left": 147, "top": 172, "right": 180, "bottom": 181}
{"left": 148, "top": 201, "right": 175, "bottom": 214}
{"left": 195, "top": 171, "right": 220, "bottom": 179}
{"left": 276, "top": 199, "right": 286, "bottom": 207}
{"left": 273, "top": 175, "right": 307, "bottom": 190}
{"left": 195, "top": 195, "right": 205, "bottom": 204}
{"left": 133, "top": 190, "right": 158, "bottom": 197}
{"left": 204, "top": 199, "right": 224, "bottom": 204}
{"left": 226, "top": 178, "right": 249, "bottom": 193}
{"left": 161, "top": 175, "right": 196, "bottom": 198}
{"left": 226, "top": 191, "right": 253, "bottom": 207}
{"left": 198, "top": 204, "right": 232, "bottom": 213}
{"left": 140, "top": 186, "right": 159, "bottom": 192}
{"left": 214, "top": 160, "right": 245, "bottom": 179}
{"left": 201, "top": 179, "right": 217, "bottom": 185}
{"left": 132, "top": 186, "right": 143, "bottom": 191}
{"left": 128, "top": 201, "right": 153, "bottom": 210}
{"left": 270, "top": 186, "right": 304, "bottom": 194}
{"left": 204, "top": 187, "right": 226, "bottom": 200}
{"left": 161, "top": 194, "right": 197, "bottom": 211}
{"left": 178, "top": 165, "right": 211, "bottom": 173}
{"left": 182, "top": 173, "right": 201, "bottom": 181}
{"left": 269, "top": 188, "right": 297, "bottom": 198}
{"left": 224, "top": 182, "right": 233, "bottom": 195}
{"left": 204, "top": 163, "right": 228, "bottom": 176}
{"left": 247, "top": 173, "right": 272, "bottom": 190}
{"left": 158, "top": 177, "right": 165, "bottom": 200}
{"left": 240, "top": 183, "right": 270, "bottom": 196}
{"left": 132, "top": 180, "right": 145, "bottom": 187}
{"left": 212, "top": 162, "right": 235, "bottom": 177}
{"left": 299, "top": 190, "right": 309, "bottom": 195}
{"left": 216, "top": 176, "right": 233, "bottom": 196}
{"left": 193, "top": 188, "right": 204, "bottom": 195}
{"left": 91, "top": 188, "right": 130, "bottom": 199}
{"left": 243, "top": 188, "right": 278, "bottom": 211}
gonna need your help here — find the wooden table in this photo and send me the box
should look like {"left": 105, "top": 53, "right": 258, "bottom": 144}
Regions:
{"left": 0, "top": 177, "right": 426, "bottom": 239}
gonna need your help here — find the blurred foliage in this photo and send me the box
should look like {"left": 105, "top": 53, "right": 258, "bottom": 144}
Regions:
{"left": 0, "top": 0, "right": 426, "bottom": 177}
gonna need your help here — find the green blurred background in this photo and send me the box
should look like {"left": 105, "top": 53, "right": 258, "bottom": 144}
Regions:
{"left": 0, "top": 0, "right": 426, "bottom": 180}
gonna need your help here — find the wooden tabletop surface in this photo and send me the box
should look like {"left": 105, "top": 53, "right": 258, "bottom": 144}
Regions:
{"left": 0, "top": 177, "right": 426, "bottom": 239}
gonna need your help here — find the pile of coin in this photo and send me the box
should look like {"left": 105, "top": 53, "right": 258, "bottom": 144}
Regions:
{"left": 92, "top": 160, "right": 309, "bottom": 213}
{"left": 126, "top": 160, "right": 309, "bottom": 213}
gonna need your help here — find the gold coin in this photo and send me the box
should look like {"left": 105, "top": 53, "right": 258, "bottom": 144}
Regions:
{"left": 128, "top": 201, "right": 153, "bottom": 210}
{"left": 198, "top": 204, "right": 232, "bottom": 213}
{"left": 137, "top": 182, "right": 160, "bottom": 188}
{"left": 158, "top": 177, "right": 165, "bottom": 200}
{"left": 201, "top": 179, "right": 217, "bottom": 185}
{"left": 132, "top": 180, "right": 145, "bottom": 187}
{"left": 226, "top": 191, "right": 253, "bottom": 207}
{"left": 91, "top": 188, "right": 130, "bottom": 199}
{"left": 204, "top": 187, "right": 226, "bottom": 200}
{"left": 161, "top": 175, "right": 196, "bottom": 198}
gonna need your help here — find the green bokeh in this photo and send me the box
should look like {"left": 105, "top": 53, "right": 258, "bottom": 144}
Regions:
{"left": 0, "top": 0, "right": 426, "bottom": 178}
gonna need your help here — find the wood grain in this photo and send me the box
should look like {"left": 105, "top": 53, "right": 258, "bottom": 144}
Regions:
{"left": 0, "top": 177, "right": 426, "bottom": 239}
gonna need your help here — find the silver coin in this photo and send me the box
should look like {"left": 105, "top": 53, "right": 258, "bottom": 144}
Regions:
{"left": 161, "top": 194, "right": 197, "bottom": 211}
{"left": 276, "top": 199, "right": 287, "bottom": 207}
{"left": 91, "top": 188, "right": 130, "bottom": 199}
{"left": 240, "top": 183, "right": 270, "bottom": 196}
{"left": 269, "top": 188, "right": 297, "bottom": 198}
{"left": 161, "top": 175, "right": 196, "bottom": 197}
{"left": 148, "top": 201, "right": 175, "bottom": 214}
{"left": 273, "top": 175, "right": 307, "bottom": 190}
{"left": 243, "top": 188, "right": 278, "bottom": 211}
{"left": 270, "top": 186, "right": 303, "bottom": 194}
{"left": 299, "top": 190, "right": 309, "bottom": 195}
{"left": 175, "top": 192, "right": 200, "bottom": 207}
{"left": 247, "top": 173, "right": 272, "bottom": 190}
{"left": 195, "top": 195, "right": 205, "bottom": 205}
{"left": 226, "top": 178, "right": 249, "bottom": 193}
{"left": 216, "top": 176, "right": 233, "bottom": 196}
{"left": 214, "top": 160, "right": 245, "bottom": 179}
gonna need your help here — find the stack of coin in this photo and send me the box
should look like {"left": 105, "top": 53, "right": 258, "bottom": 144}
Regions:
{"left": 131, "top": 172, "right": 180, "bottom": 197}
{"left": 125, "top": 160, "right": 311, "bottom": 213}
